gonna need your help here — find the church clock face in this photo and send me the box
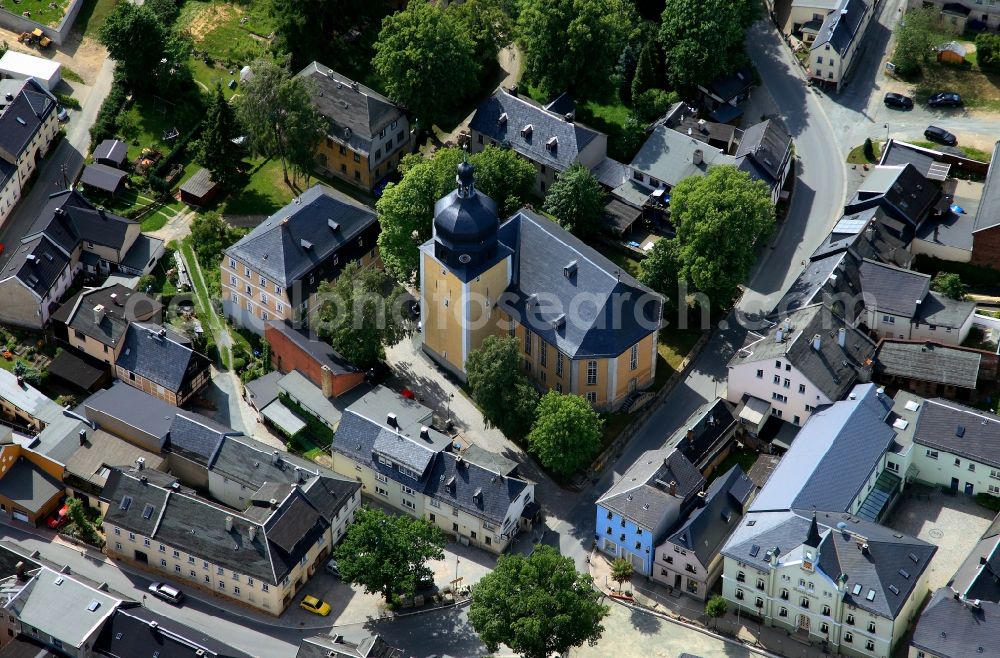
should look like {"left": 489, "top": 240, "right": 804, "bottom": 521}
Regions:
{"left": 458, "top": 253, "right": 472, "bottom": 264}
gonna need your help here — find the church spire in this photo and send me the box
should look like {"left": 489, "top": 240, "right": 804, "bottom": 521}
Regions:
{"left": 804, "top": 511, "right": 822, "bottom": 549}
{"left": 456, "top": 157, "right": 475, "bottom": 198}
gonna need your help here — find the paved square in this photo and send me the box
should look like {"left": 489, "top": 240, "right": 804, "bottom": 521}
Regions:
{"left": 886, "top": 486, "right": 996, "bottom": 592}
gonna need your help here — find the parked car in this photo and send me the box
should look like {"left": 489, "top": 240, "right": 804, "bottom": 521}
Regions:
{"left": 924, "top": 125, "right": 958, "bottom": 146}
{"left": 883, "top": 92, "right": 913, "bottom": 109}
{"left": 56, "top": 106, "right": 68, "bottom": 122}
{"left": 325, "top": 559, "right": 340, "bottom": 577}
{"left": 928, "top": 92, "right": 963, "bottom": 108}
{"left": 300, "top": 595, "right": 332, "bottom": 616}
{"left": 45, "top": 504, "right": 68, "bottom": 529}
{"left": 147, "top": 582, "right": 184, "bottom": 605}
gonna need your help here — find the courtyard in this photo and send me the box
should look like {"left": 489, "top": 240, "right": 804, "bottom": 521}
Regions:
{"left": 886, "top": 484, "right": 996, "bottom": 592}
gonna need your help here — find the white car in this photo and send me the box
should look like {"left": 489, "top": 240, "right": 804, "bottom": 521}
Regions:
{"left": 325, "top": 559, "right": 340, "bottom": 577}
{"left": 56, "top": 106, "right": 69, "bottom": 122}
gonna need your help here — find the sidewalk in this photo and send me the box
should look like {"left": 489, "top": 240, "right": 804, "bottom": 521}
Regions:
{"left": 589, "top": 552, "right": 833, "bottom": 658}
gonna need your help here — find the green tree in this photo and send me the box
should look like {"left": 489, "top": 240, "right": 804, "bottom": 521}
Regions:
{"left": 977, "top": 33, "right": 1000, "bottom": 71}
{"left": 66, "top": 498, "right": 101, "bottom": 546}
{"left": 527, "top": 391, "right": 603, "bottom": 476}
{"left": 517, "top": 0, "right": 633, "bottom": 99}
{"left": 234, "top": 58, "right": 327, "bottom": 187}
{"left": 617, "top": 43, "right": 640, "bottom": 106}
{"left": 863, "top": 137, "right": 875, "bottom": 161}
{"left": 466, "top": 336, "right": 539, "bottom": 438}
{"left": 469, "top": 545, "right": 609, "bottom": 658}
{"left": 332, "top": 506, "right": 446, "bottom": 601}
{"left": 451, "top": 0, "right": 515, "bottom": 73}
{"left": 373, "top": 2, "right": 478, "bottom": 129}
{"left": 144, "top": 0, "right": 179, "bottom": 24}
{"left": 542, "top": 163, "right": 605, "bottom": 239}
{"left": 892, "top": 7, "right": 937, "bottom": 77}
{"left": 665, "top": 165, "right": 775, "bottom": 310}
{"left": 98, "top": 3, "right": 167, "bottom": 93}
{"left": 191, "top": 85, "right": 242, "bottom": 188}
{"left": 376, "top": 148, "right": 535, "bottom": 282}
{"left": 189, "top": 211, "right": 243, "bottom": 266}
{"left": 638, "top": 237, "right": 680, "bottom": 303}
{"left": 315, "top": 262, "right": 409, "bottom": 369}
{"left": 932, "top": 272, "right": 968, "bottom": 300}
{"left": 630, "top": 37, "right": 665, "bottom": 102}
{"left": 705, "top": 595, "right": 728, "bottom": 627}
{"left": 659, "top": 0, "right": 757, "bottom": 89}
{"left": 610, "top": 558, "right": 633, "bottom": 593}
{"left": 633, "top": 88, "right": 679, "bottom": 123}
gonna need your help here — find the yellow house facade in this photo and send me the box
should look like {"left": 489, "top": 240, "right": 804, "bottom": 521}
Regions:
{"left": 419, "top": 162, "right": 661, "bottom": 411}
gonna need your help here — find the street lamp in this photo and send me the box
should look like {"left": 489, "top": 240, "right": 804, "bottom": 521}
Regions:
{"left": 883, "top": 123, "right": 890, "bottom": 145}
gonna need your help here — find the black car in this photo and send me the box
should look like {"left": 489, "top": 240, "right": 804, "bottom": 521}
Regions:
{"left": 924, "top": 125, "right": 958, "bottom": 146}
{"left": 928, "top": 92, "right": 963, "bottom": 108}
{"left": 883, "top": 92, "right": 913, "bottom": 109}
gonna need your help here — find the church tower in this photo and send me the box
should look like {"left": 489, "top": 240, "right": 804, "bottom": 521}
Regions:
{"left": 419, "top": 161, "right": 512, "bottom": 379}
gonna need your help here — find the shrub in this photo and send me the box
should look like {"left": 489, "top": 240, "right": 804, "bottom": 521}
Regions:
{"left": 977, "top": 33, "right": 1000, "bottom": 71}
{"left": 231, "top": 357, "right": 246, "bottom": 370}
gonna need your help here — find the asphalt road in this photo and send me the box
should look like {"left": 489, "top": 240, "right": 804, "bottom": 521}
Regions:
{"left": 0, "top": 57, "right": 115, "bottom": 270}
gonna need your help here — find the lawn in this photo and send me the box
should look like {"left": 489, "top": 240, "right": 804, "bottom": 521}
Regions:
{"left": 117, "top": 99, "right": 191, "bottom": 163}
{"left": 604, "top": 248, "right": 643, "bottom": 280}
{"left": 177, "top": 0, "right": 274, "bottom": 65}
{"left": 73, "top": 0, "right": 118, "bottom": 38}
{"left": 910, "top": 140, "right": 992, "bottom": 162}
{"left": 102, "top": 186, "right": 186, "bottom": 229}
{"left": 909, "top": 51, "right": 1000, "bottom": 111}
{"left": 220, "top": 157, "right": 296, "bottom": 216}
{"left": 846, "top": 140, "right": 882, "bottom": 165}
{"left": 707, "top": 447, "right": 759, "bottom": 483}
{"left": 653, "top": 328, "right": 704, "bottom": 390}
{"left": 179, "top": 240, "right": 232, "bottom": 368}
{"left": 574, "top": 94, "right": 638, "bottom": 162}
{"left": 6, "top": 0, "right": 72, "bottom": 28}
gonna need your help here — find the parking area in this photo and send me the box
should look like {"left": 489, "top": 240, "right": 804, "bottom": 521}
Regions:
{"left": 886, "top": 485, "right": 997, "bottom": 592}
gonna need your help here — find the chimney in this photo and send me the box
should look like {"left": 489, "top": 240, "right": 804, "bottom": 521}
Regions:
{"left": 351, "top": 80, "right": 359, "bottom": 91}
{"left": 387, "top": 413, "right": 398, "bottom": 428}
{"left": 838, "top": 327, "right": 846, "bottom": 348}
{"left": 248, "top": 526, "right": 257, "bottom": 542}
{"left": 783, "top": 318, "right": 791, "bottom": 332}
{"left": 272, "top": 450, "right": 280, "bottom": 466}
{"left": 812, "top": 333, "right": 822, "bottom": 351}
{"left": 78, "top": 429, "right": 87, "bottom": 446}
{"left": 876, "top": 387, "right": 885, "bottom": 399}
{"left": 420, "top": 426, "right": 430, "bottom": 440}
{"left": 269, "top": 498, "right": 278, "bottom": 509}
{"left": 225, "top": 516, "right": 234, "bottom": 532}
{"left": 14, "top": 561, "right": 25, "bottom": 581}
{"left": 136, "top": 457, "right": 145, "bottom": 470}
{"left": 775, "top": 328, "right": 784, "bottom": 343}
{"left": 320, "top": 365, "right": 334, "bottom": 398}
{"left": 93, "top": 304, "right": 106, "bottom": 324}
{"left": 15, "top": 376, "right": 23, "bottom": 388}
{"left": 507, "top": 85, "right": 518, "bottom": 96}
{"left": 110, "top": 293, "right": 120, "bottom": 306}
{"left": 692, "top": 149, "right": 704, "bottom": 165}
{"left": 668, "top": 480, "right": 677, "bottom": 496}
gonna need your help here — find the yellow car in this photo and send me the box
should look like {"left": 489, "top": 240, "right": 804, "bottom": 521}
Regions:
{"left": 299, "top": 595, "right": 331, "bottom": 616}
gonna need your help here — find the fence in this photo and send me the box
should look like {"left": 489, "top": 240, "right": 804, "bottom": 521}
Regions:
{"left": 0, "top": 0, "right": 85, "bottom": 46}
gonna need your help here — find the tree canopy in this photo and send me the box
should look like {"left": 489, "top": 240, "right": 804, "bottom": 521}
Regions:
{"left": 466, "top": 335, "right": 539, "bottom": 439}
{"left": 931, "top": 272, "right": 968, "bottom": 300}
{"left": 376, "top": 147, "right": 535, "bottom": 283}
{"left": 527, "top": 391, "right": 603, "bottom": 476}
{"left": 451, "top": 0, "right": 515, "bottom": 73}
{"left": 542, "top": 163, "right": 605, "bottom": 239}
{"left": 192, "top": 85, "right": 242, "bottom": 188}
{"left": 189, "top": 212, "right": 244, "bottom": 266}
{"left": 99, "top": 3, "right": 168, "bottom": 93}
{"left": 469, "top": 545, "right": 608, "bottom": 658}
{"left": 640, "top": 166, "right": 774, "bottom": 310}
{"left": 332, "top": 506, "right": 446, "bottom": 601}
{"left": 234, "top": 59, "right": 327, "bottom": 187}
{"left": 373, "top": 2, "right": 479, "bottom": 128}
{"left": 892, "top": 7, "right": 938, "bottom": 77}
{"left": 315, "top": 262, "right": 409, "bottom": 369}
{"left": 517, "top": 0, "right": 634, "bottom": 100}
{"left": 659, "top": 0, "right": 756, "bottom": 89}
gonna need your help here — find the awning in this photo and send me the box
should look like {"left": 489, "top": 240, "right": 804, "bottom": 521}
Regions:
{"left": 739, "top": 396, "right": 771, "bottom": 425}
{"left": 261, "top": 400, "right": 307, "bottom": 437}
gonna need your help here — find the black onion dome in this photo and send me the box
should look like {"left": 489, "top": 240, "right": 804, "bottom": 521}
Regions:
{"left": 432, "top": 162, "right": 500, "bottom": 269}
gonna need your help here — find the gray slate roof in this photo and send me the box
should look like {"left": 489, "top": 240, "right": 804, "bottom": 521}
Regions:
{"left": 80, "top": 164, "right": 126, "bottom": 193}
{"left": 911, "top": 589, "right": 1000, "bottom": 658}
{"left": 495, "top": 209, "right": 662, "bottom": 359}
{"left": 912, "top": 398, "right": 1000, "bottom": 469}
{"left": 167, "top": 412, "right": 233, "bottom": 463}
{"left": 734, "top": 119, "right": 791, "bottom": 183}
{"left": 0, "top": 457, "right": 62, "bottom": 514}
{"left": 597, "top": 448, "right": 705, "bottom": 531}
{"left": 93, "top": 139, "right": 127, "bottom": 167}
{"left": 724, "top": 509, "right": 935, "bottom": 619}
{"left": 243, "top": 371, "right": 282, "bottom": 412}
{"left": 664, "top": 465, "right": 753, "bottom": 566}
{"left": 296, "top": 634, "right": 397, "bottom": 658}
{"left": 469, "top": 89, "right": 601, "bottom": 171}
{"left": 811, "top": 0, "right": 869, "bottom": 55}
{"left": 25, "top": 190, "right": 136, "bottom": 255}
{"left": 750, "top": 383, "right": 896, "bottom": 513}
{"left": 731, "top": 304, "right": 876, "bottom": 402}
{"left": 630, "top": 126, "right": 735, "bottom": 188}
{"left": 115, "top": 323, "right": 211, "bottom": 394}
{"left": 875, "top": 341, "right": 981, "bottom": 389}
{"left": 333, "top": 387, "right": 528, "bottom": 525}
{"left": 95, "top": 607, "right": 252, "bottom": 658}
{"left": 0, "top": 79, "right": 54, "bottom": 166}
{"left": 859, "top": 259, "right": 931, "bottom": 318}
{"left": 0, "top": 234, "right": 70, "bottom": 299}
{"left": 297, "top": 62, "right": 405, "bottom": 156}
{"left": 82, "top": 381, "right": 177, "bottom": 449}
{"left": 51, "top": 284, "right": 160, "bottom": 348}
{"left": 847, "top": 164, "right": 941, "bottom": 227}
{"left": 916, "top": 291, "right": 975, "bottom": 328}
{"left": 974, "top": 140, "right": 1000, "bottom": 233}
{"left": 224, "top": 184, "right": 377, "bottom": 287}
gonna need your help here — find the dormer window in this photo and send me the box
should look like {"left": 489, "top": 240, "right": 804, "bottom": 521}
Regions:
{"left": 521, "top": 124, "right": 533, "bottom": 139}
{"left": 498, "top": 112, "right": 508, "bottom": 126}
{"left": 546, "top": 136, "right": 558, "bottom": 151}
